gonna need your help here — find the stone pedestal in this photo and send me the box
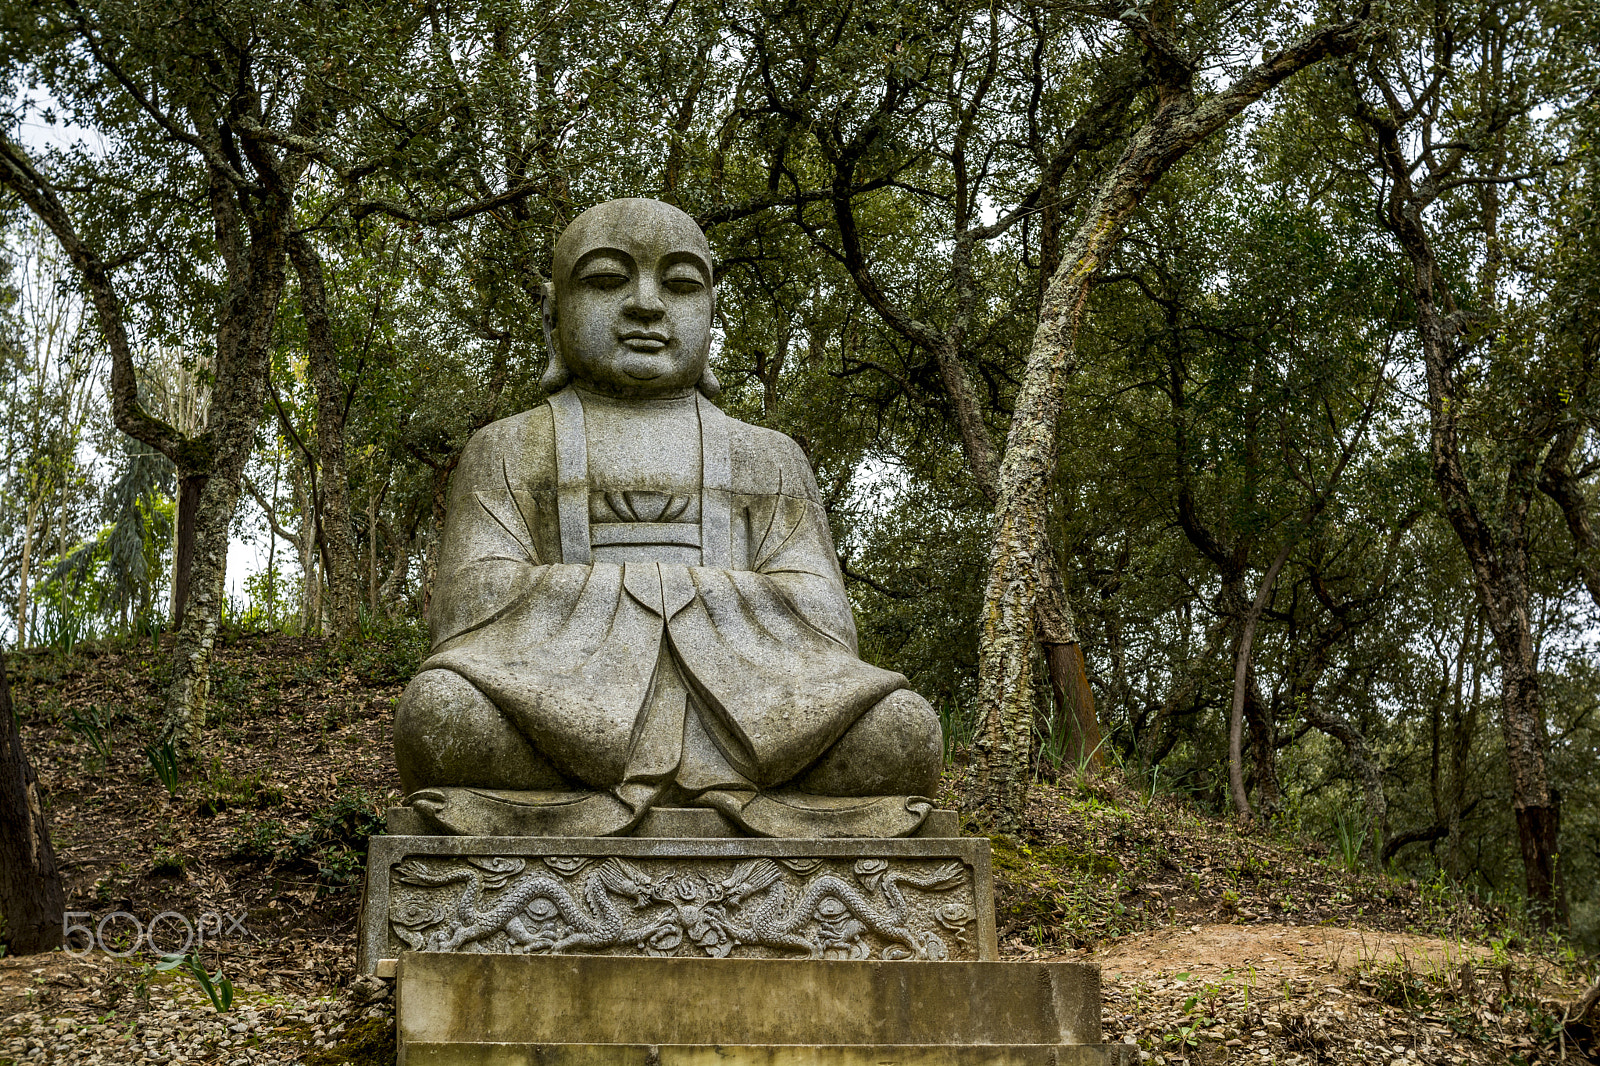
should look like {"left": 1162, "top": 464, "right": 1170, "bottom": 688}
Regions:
{"left": 361, "top": 821, "right": 1134, "bottom": 1065}
{"left": 397, "top": 954, "right": 1138, "bottom": 1065}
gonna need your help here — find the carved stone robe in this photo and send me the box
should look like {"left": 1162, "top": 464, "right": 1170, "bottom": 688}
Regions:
{"left": 421, "top": 388, "right": 915, "bottom": 830}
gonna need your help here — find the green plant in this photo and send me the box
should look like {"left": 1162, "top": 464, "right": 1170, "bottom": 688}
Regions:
{"left": 1335, "top": 811, "right": 1367, "bottom": 872}
{"left": 66, "top": 703, "right": 115, "bottom": 762}
{"left": 38, "top": 572, "right": 94, "bottom": 654}
{"left": 279, "top": 789, "right": 388, "bottom": 895}
{"left": 227, "top": 816, "right": 288, "bottom": 862}
{"left": 937, "top": 700, "right": 973, "bottom": 766}
{"left": 149, "top": 848, "right": 185, "bottom": 876}
{"left": 193, "top": 769, "right": 285, "bottom": 817}
{"left": 311, "top": 789, "right": 388, "bottom": 849}
{"left": 340, "top": 616, "right": 429, "bottom": 686}
{"left": 145, "top": 737, "right": 182, "bottom": 795}
{"left": 155, "top": 952, "right": 233, "bottom": 1012}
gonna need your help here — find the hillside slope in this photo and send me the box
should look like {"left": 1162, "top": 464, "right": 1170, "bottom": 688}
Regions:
{"left": 1, "top": 631, "right": 1594, "bottom": 1065}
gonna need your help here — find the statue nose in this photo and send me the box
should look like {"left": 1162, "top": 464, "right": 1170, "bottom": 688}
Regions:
{"left": 624, "top": 279, "right": 667, "bottom": 318}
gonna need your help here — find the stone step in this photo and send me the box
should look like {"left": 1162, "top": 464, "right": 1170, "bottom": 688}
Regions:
{"left": 398, "top": 955, "right": 1129, "bottom": 1059}
{"left": 403, "top": 1041, "right": 1140, "bottom": 1065}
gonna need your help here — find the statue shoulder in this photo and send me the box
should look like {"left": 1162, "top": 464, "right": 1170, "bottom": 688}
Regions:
{"left": 726, "top": 417, "right": 820, "bottom": 501}
{"left": 453, "top": 406, "right": 557, "bottom": 489}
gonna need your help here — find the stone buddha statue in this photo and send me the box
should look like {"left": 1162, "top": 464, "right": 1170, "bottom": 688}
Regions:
{"left": 393, "top": 198, "right": 942, "bottom": 838}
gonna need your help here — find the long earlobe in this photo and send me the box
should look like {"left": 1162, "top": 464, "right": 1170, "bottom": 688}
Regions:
{"left": 539, "top": 281, "right": 570, "bottom": 392}
{"left": 696, "top": 287, "right": 721, "bottom": 398}
{"left": 697, "top": 365, "right": 722, "bottom": 399}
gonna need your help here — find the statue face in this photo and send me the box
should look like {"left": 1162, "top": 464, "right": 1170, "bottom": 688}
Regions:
{"left": 550, "top": 200, "right": 714, "bottom": 399}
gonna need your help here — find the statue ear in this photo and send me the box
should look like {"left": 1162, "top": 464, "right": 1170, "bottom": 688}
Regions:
{"left": 697, "top": 365, "right": 722, "bottom": 399}
{"left": 696, "top": 283, "right": 721, "bottom": 399}
{"left": 538, "top": 280, "right": 571, "bottom": 392}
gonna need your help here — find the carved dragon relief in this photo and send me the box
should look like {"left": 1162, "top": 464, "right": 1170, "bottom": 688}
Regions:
{"left": 387, "top": 855, "right": 979, "bottom": 961}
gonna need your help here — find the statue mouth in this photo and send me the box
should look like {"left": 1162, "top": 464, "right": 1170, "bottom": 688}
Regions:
{"left": 620, "top": 331, "right": 671, "bottom": 352}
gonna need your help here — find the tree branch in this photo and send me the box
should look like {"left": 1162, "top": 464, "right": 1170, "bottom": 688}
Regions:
{"left": 0, "top": 135, "right": 188, "bottom": 463}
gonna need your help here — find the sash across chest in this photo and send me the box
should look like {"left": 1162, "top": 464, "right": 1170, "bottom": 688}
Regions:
{"left": 547, "top": 390, "right": 733, "bottom": 568}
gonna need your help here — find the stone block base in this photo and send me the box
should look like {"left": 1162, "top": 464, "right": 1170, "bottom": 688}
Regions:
{"left": 360, "top": 833, "right": 996, "bottom": 973}
{"left": 396, "top": 954, "right": 1138, "bottom": 1066}
{"left": 403, "top": 1042, "right": 1137, "bottom": 1064}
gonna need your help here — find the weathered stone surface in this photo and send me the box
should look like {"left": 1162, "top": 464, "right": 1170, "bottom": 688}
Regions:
{"left": 382, "top": 806, "right": 961, "bottom": 839}
{"left": 360, "top": 835, "right": 996, "bottom": 973}
{"left": 403, "top": 1043, "right": 1139, "bottom": 1065}
{"left": 390, "top": 199, "right": 944, "bottom": 837}
{"left": 395, "top": 954, "right": 1136, "bottom": 1065}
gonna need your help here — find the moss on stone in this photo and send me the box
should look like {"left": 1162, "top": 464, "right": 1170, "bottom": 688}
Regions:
{"left": 298, "top": 1017, "right": 396, "bottom": 1066}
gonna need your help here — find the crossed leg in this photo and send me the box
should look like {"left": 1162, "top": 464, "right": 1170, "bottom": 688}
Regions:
{"left": 395, "top": 668, "right": 943, "bottom": 799}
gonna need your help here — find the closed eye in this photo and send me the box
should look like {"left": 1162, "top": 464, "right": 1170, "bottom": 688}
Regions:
{"left": 582, "top": 271, "right": 629, "bottom": 290}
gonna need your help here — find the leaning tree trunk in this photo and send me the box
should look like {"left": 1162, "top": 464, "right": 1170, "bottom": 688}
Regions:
{"left": 1036, "top": 551, "right": 1102, "bottom": 772}
{"left": 0, "top": 650, "right": 63, "bottom": 954}
{"left": 969, "top": 16, "right": 1368, "bottom": 831}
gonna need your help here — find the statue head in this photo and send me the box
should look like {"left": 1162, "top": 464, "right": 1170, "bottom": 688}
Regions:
{"left": 541, "top": 198, "right": 720, "bottom": 398}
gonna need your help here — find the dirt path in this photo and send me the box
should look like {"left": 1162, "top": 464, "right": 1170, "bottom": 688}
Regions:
{"left": 1092, "top": 922, "right": 1498, "bottom": 984}
{"left": 1066, "top": 923, "right": 1585, "bottom": 1065}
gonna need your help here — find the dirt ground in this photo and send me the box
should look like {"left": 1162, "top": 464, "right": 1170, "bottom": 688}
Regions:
{"left": 1093, "top": 921, "right": 1499, "bottom": 984}
{"left": 1081, "top": 923, "right": 1592, "bottom": 1065}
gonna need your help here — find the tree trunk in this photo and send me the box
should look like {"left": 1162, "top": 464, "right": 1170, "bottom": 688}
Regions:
{"left": 378, "top": 517, "right": 414, "bottom": 618}
{"left": 0, "top": 650, "right": 63, "bottom": 954}
{"left": 1378, "top": 146, "right": 1567, "bottom": 926}
{"left": 170, "top": 472, "right": 207, "bottom": 627}
{"left": 1035, "top": 548, "right": 1101, "bottom": 771}
{"left": 1497, "top": 637, "right": 1563, "bottom": 921}
{"left": 968, "top": 15, "right": 1367, "bottom": 830}
{"left": 161, "top": 192, "right": 293, "bottom": 750}
{"left": 1041, "top": 643, "right": 1101, "bottom": 770}
{"left": 287, "top": 233, "right": 359, "bottom": 636}
{"left": 15, "top": 496, "right": 37, "bottom": 647}
{"left": 1228, "top": 541, "right": 1293, "bottom": 821}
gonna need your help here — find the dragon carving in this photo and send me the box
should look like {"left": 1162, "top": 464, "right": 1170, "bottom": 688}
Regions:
{"left": 389, "top": 855, "right": 973, "bottom": 961}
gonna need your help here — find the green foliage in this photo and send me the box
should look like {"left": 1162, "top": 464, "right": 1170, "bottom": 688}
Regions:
{"left": 154, "top": 952, "right": 233, "bottom": 1013}
{"left": 226, "top": 816, "right": 288, "bottom": 862}
{"left": 987, "top": 835, "right": 1139, "bottom": 949}
{"left": 193, "top": 769, "right": 285, "bottom": 818}
{"left": 148, "top": 848, "right": 185, "bottom": 877}
{"left": 65, "top": 703, "right": 114, "bottom": 762}
{"left": 145, "top": 738, "right": 182, "bottom": 796}
{"left": 283, "top": 790, "right": 387, "bottom": 895}
{"left": 335, "top": 618, "right": 430, "bottom": 687}
{"left": 226, "top": 788, "right": 384, "bottom": 894}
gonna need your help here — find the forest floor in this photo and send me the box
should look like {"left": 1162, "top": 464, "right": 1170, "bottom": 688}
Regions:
{"left": 1, "top": 628, "right": 1596, "bottom": 1066}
